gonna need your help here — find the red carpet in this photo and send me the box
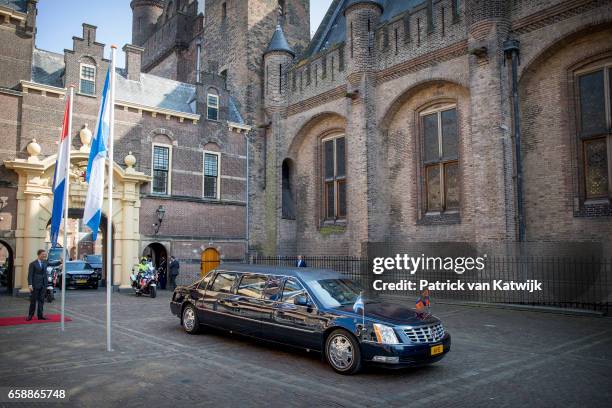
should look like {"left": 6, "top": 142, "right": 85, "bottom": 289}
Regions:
{"left": 0, "top": 314, "right": 72, "bottom": 327}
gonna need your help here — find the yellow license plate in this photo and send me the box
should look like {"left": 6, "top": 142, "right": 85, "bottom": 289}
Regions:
{"left": 431, "top": 345, "right": 444, "bottom": 356}
{"left": 76, "top": 279, "right": 87, "bottom": 284}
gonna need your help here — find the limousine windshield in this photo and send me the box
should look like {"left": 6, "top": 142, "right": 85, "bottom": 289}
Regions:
{"left": 306, "top": 278, "right": 377, "bottom": 308}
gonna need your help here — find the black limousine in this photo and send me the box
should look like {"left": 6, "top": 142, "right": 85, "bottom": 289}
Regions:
{"left": 170, "top": 264, "right": 450, "bottom": 374}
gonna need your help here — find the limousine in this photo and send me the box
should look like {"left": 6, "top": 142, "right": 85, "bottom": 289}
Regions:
{"left": 170, "top": 264, "right": 450, "bottom": 374}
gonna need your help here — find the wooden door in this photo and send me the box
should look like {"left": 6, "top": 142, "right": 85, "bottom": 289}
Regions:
{"left": 201, "top": 248, "right": 220, "bottom": 277}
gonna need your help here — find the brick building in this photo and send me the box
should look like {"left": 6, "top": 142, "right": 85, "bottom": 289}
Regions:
{"left": 0, "top": 0, "right": 611, "bottom": 294}
{"left": 255, "top": 0, "right": 612, "bottom": 257}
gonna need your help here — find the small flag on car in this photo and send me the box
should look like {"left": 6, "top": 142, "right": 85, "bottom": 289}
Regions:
{"left": 415, "top": 289, "right": 430, "bottom": 312}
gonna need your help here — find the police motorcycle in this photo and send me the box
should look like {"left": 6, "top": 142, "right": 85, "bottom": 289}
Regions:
{"left": 129, "top": 258, "right": 158, "bottom": 298}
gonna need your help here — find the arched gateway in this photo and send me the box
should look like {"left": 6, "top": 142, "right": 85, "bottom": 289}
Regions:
{"left": 4, "top": 148, "right": 150, "bottom": 294}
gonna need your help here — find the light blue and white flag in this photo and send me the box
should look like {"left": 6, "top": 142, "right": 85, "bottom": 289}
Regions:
{"left": 84, "top": 69, "right": 111, "bottom": 241}
{"left": 353, "top": 293, "right": 364, "bottom": 314}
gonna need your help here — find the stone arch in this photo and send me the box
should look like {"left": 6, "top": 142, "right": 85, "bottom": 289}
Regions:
{"left": 381, "top": 80, "right": 471, "bottom": 228}
{"left": 148, "top": 128, "right": 176, "bottom": 144}
{"left": 0, "top": 239, "right": 15, "bottom": 293}
{"left": 517, "top": 22, "right": 612, "bottom": 242}
{"left": 518, "top": 20, "right": 612, "bottom": 83}
{"left": 287, "top": 111, "right": 347, "bottom": 159}
{"left": 379, "top": 78, "right": 469, "bottom": 133}
{"left": 79, "top": 55, "right": 97, "bottom": 66}
{"left": 5, "top": 150, "right": 150, "bottom": 294}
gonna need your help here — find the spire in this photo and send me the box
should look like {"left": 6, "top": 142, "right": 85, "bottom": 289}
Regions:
{"left": 264, "top": 25, "right": 295, "bottom": 57}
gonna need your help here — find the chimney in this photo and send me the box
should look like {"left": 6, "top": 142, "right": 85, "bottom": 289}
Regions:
{"left": 123, "top": 44, "right": 144, "bottom": 81}
{"left": 82, "top": 23, "right": 97, "bottom": 46}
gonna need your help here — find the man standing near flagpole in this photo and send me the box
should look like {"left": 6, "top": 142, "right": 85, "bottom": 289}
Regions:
{"left": 49, "top": 85, "right": 74, "bottom": 331}
{"left": 84, "top": 46, "right": 116, "bottom": 352}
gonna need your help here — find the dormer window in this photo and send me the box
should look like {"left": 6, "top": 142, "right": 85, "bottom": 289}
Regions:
{"left": 207, "top": 93, "right": 219, "bottom": 121}
{"left": 79, "top": 63, "right": 96, "bottom": 95}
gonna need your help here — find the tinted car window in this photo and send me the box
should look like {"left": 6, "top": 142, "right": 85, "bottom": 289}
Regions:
{"left": 198, "top": 272, "right": 214, "bottom": 290}
{"left": 282, "top": 277, "right": 308, "bottom": 303}
{"left": 237, "top": 274, "right": 267, "bottom": 298}
{"left": 210, "top": 272, "right": 236, "bottom": 293}
{"left": 263, "top": 276, "right": 284, "bottom": 301}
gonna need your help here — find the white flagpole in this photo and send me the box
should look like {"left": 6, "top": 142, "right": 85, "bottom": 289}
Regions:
{"left": 61, "top": 85, "right": 74, "bottom": 332}
{"left": 106, "top": 46, "right": 117, "bottom": 352}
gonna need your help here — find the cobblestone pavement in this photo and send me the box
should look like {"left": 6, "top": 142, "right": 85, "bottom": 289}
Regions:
{"left": 0, "top": 288, "right": 611, "bottom": 408}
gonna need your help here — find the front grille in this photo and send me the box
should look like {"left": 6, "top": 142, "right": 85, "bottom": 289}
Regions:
{"left": 402, "top": 323, "right": 445, "bottom": 344}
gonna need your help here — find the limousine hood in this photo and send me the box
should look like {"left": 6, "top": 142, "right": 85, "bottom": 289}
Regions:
{"left": 336, "top": 302, "right": 440, "bottom": 326}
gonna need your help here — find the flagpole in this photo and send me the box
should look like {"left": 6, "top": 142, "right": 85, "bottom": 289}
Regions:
{"left": 106, "top": 46, "right": 117, "bottom": 352}
{"left": 61, "top": 86, "right": 74, "bottom": 332}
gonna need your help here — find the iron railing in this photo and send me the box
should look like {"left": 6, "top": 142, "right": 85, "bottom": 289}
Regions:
{"left": 251, "top": 255, "right": 612, "bottom": 314}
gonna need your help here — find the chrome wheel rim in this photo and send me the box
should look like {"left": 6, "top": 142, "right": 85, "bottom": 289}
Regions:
{"left": 183, "top": 307, "right": 195, "bottom": 331}
{"left": 328, "top": 334, "right": 354, "bottom": 370}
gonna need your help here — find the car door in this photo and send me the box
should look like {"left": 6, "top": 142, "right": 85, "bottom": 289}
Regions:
{"left": 199, "top": 271, "right": 238, "bottom": 330}
{"left": 272, "top": 277, "right": 324, "bottom": 350}
{"left": 232, "top": 273, "right": 268, "bottom": 336}
{"left": 192, "top": 273, "right": 214, "bottom": 323}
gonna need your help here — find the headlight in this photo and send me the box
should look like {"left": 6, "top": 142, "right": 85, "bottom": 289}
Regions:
{"left": 373, "top": 323, "right": 400, "bottom": 345}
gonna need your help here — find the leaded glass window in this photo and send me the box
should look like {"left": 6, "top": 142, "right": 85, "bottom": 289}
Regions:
{"left": 421, "top": 106, "right": 459, "bottom": 213}
{"left": 322, "top": 135, "right": 346, "bottom": 221}
{"left": 577, "top": 65, "right": 612, "bottom": 201}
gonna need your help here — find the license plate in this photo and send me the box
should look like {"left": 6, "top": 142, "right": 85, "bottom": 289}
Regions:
{"left": 431, "top": 345, "right": 444, "bottom": 356}
{"left": 76, "top": 279, "right": 87, "bottom": 284}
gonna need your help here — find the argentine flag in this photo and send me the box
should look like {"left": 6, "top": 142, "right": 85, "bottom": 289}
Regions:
{"left": 49, "top": 95, "right": 72, "bottom": 247}
{"left": 84, "top": 69, "right": 111, "bottom": 241}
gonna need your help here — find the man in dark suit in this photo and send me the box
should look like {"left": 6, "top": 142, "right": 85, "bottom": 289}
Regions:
{"left": 296, "top": 255, "right": 307, "bottom": 268}
{"left": 27, "top": 249, "right": 48, "bottom": 321}
{"left": 168, "top": 256, "right": 180, "bottom": 291}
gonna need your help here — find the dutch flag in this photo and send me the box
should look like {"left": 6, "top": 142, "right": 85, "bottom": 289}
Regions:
{"left": 84, "top": 69, "right": 111, "bottom": 241}
{"left": 49, "top": 93, "right": 72, "bottom": 247}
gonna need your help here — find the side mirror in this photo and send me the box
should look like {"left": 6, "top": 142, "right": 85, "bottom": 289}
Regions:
{"left": 293, "top": 295, "right": 311, "bottom": 307}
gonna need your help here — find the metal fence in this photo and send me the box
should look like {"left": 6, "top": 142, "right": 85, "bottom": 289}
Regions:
{"left": 252, "top": 255, "right": 612, "bottom": 314}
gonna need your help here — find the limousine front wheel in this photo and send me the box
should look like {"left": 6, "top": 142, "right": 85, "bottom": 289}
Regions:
{"left": 182, "top": 304, "right": 200, "bottom": 334}
{"left": 325, "top": 329, "right": 362, "bottom": 375}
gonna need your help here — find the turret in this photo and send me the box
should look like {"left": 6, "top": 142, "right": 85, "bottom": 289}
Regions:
{"left": 263, "top": 25, "right": 295, "bottom": 112}
{"left": 131, "top": 0, "right": 165, "bottom": 47}
{"left": 344, "top": 0, "right": 383, "bottom": 77}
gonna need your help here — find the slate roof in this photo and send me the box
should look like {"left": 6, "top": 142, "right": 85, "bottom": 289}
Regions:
{"left": 307, "top": 0, "right": 424, "bottom": 58}
{"left": 115, "top": 69, "right": 196, "bottom": 114}
{"left": 264, "top": 25, "right": 295, "bottom": 57}
{"left": 31, "top": 48, "right": 65, "bottom": 88}
{"left": 0, "top": 0, "right": 27, "bottom": 12}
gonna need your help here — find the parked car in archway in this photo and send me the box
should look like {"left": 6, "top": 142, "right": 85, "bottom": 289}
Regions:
{"left": 57, "top": 261, "right": 101, "bottom": 289}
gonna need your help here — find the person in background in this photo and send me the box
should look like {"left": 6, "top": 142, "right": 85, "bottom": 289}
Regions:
{"left": 168, "top": 256, "right": 180, "bottom": 290}
{"left": 26, "top": 249, "right": 48, "bottom": 321}
{"left": 296, "top": 255, "right": 307, "bottom": 268}
{"left": 158, "top": 256, "right": 167, "bottom": 290}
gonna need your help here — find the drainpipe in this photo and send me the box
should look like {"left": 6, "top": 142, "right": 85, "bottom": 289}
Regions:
{"left": 244, "top": 132, "right": 250, "bottom": 257}
{"left": 504, "top": 39, "right": 525, "bottom": 242}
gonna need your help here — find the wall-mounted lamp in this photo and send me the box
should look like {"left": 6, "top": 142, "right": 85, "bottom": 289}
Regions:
{"left": 154, "top": 205, "right": 166, "bottom": 235}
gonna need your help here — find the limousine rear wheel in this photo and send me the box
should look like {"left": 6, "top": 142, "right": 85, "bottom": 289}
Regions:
{"left": 182, "top": 304, "right": 200, "bottom": 334}
{"left": 325, "top": 329, "right": 362, "bottom": 375}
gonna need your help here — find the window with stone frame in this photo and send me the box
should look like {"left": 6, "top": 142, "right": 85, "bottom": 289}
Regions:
{"left": 207, "top": 92, "right": 219, "bottom": 121}
{"left": 203, "top": 151, "right": 220, "bottom": 199}
{"left": 576, "top": 64, "right": 612, "bottom": 202}
{"left": 322, "top": 135, "right": 347, "bottom": 222}
{"left": 79, "top": 63, "right": 96, "bottom": 95}
{"left": 421, "top": 105, "right": 460, "bottom": 214}
{"left": 152, "top": 144, "right": 171, "bottom": 195}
